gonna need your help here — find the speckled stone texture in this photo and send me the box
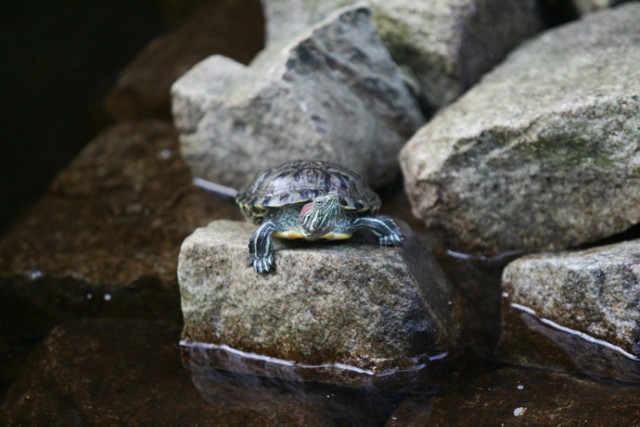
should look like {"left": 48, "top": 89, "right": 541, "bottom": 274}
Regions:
{"left": 400, "top": 4, "right": 640, "bottom": 256}
{"left": 497, "top": 239, "right": 640, "bottom": 383}
{"left": 178, "top": 219, "right": 460, "bottom": 388}
{"left": 387, "top": 367, "right": 640, "bottom": 426}
{"left": 171, "top": 5, "right": 424, "bottom": 190}
{"left": 261, "top": 0, "right": 542, "bottom": 112}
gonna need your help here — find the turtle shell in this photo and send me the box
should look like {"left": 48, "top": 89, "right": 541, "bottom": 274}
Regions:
{"left": 236, "top": 160, "right": 381, "bottom": 224}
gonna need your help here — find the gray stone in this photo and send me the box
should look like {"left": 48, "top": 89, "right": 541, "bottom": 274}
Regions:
{"left": 497, "top": 239, "right": 640, "bottom": 383}
{"left": 400, "top": 4, "right": 640, "bottom": 256}
{"left": 171, "top": 5, "right": 424, "bottom": 190}
{"left": 177, "top": 219, "right": 460, "bottom": 389}
{"left": 261, "top": 0, "right": 542, "bottom": 112}
{"left": 387, "top": 367, "right": 640, "bottom": 426}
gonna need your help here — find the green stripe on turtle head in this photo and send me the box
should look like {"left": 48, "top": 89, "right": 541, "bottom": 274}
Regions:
{"left": 299, "top": 193, "right": 342, "bottom": 240}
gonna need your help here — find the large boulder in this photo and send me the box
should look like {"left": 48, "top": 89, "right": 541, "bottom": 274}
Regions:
{"left": 177, "top": 219, "right": 460, "bottom": 389}
{"left": 261, "top": 0, "right": 542, "bottom": 112}
{"left": 497, "top": 239, "right": 640, "bottom": 383}
{"left": 171, "top": 5, "right": 424, "bottom": 190}
{"left": 400, "top": 4, "right": 640, "bottom": 256}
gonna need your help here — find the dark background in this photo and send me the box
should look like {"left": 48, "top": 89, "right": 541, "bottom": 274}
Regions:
{"left": 0, "top": 0, "right": 214, "bottom": 235}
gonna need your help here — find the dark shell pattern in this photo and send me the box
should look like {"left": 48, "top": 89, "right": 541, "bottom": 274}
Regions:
{"left": 237, "top": 160, "right": 381, "bottom": 224}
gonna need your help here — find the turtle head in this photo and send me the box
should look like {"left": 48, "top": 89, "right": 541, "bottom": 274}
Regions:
{"left": 299, "top": 193, "right": 342, "bottom": 239}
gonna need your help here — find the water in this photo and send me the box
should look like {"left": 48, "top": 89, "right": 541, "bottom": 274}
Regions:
{"left": 1, "top": 243, "right": 639, "bottom": 424}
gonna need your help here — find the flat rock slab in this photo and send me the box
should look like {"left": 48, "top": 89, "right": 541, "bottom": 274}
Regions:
{"left": 172, "top": 5, "right": 424, "bottom": 190}
{"left": 178, "top": 219, "right": 460, "bottom": 389}
{"left": 103, "top": 0, "right": 264, "bottom": 121}
{"left": 400, "top": 4, "right": 640, "bottom": 256}
{"left": 262, "top": 0, "right": 541, "bottom": 112}
{"left": 387, "top": 367, "right": 640, "bottom": 426}
{"left": 0, "top": 121, "right": 242, "bottom": 341}
{"left": 0, "top": 319, "right": 394, "bottom": 425}
{"left": 497, "top": 239, "right": 640, "bottom": 383}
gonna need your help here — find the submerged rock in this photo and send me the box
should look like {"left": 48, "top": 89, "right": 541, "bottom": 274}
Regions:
{"left": 0, "top": 121, "right": 242, "bottom": 342}
{"left": 400, "top": 4, "right": 640, "bottom": 256}
{"left": 171, "top": 5, "right": 424, "bottom": 190}
{"left": 497, "top": 239, "right": 640, "bottom": 383}
{"left": 0, "top": 320, "right": 394, "bottom": 425}
{"left": 261, "top": 0, "right": 542, "bottom": 112}
{"left": 177, "top": 219, "right": 460, "bottom": 389}
{"left": 387, "top": 367, "right": 640, "bottom": 426}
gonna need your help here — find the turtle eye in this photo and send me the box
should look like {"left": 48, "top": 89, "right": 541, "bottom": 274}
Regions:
{"left": 314, "top": 199, "right": 324, "bottom": 207}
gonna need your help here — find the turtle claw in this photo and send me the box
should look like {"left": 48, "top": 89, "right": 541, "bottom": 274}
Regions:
{"left": 248, "top": 221, "right": 277, "bottom": 274}
{"left": 250, "top": 254, "right": 275, "bottom": 273}
{"left": 253, "top": 257, "right": 274, "bottom": 273}
{"left": 379, "top": 232, "right": 404, "bottom": 247}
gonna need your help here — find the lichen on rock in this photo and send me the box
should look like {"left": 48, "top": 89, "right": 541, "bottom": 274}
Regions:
{"left": 400, "top": 4, "right": 640, "bottom": 255}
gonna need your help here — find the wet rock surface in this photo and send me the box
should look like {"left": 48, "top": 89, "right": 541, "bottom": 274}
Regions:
{"left": 178, "top": 219, "right": 460, "bottom": 389}
{"left": 497, "top": 239, "right": 640, "bottom": 383}
{"left": 0, "top": 120, "right": 242, "bottom": 342}
{"left": 387, "top": 367, "right": 640, "bottom": 426}
{"left": 0, "top": 319, "right": 397, "bottom": 425}
{"left": 400, "top": 4, "right": 640, "bottom": 256}
{"left": 262, "top": 0, "right": 542, "bottom": 112}
{"left": 171, "top": 5, "right": 424, "bottom": 190}
{"left": 103, "top": 0, "right": 264, "bottom": 121}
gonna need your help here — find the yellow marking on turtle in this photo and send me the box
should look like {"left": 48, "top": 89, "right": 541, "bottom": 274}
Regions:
{"left": 273, "top": 230, "right": 306, "bottom": 239}
{"left": 273, "top": 230, "right": 353, "bottom": 240}
{"left": 320, "top": 231, "right": 353, "bottom": 240}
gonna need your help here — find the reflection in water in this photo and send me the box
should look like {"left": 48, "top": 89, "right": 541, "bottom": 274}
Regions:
{"left": 183, "top": 346, "right": 406, "bottom": 425}
{"left": 181, "top": 340, "right": 450, "bottom": 393}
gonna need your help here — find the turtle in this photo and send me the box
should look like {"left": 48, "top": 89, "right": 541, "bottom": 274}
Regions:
{"left": 236, "top": 159, "right": 404, "bottom": 273}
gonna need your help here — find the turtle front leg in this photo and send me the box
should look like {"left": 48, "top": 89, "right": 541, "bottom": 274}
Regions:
{"left": 353, "top": 216, "right": 404, "bottom": 246}
{"left": 248, "top": 221, "right": 278, "bottom": 273}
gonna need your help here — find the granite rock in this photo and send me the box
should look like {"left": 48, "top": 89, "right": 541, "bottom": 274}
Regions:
{"left": 387, "top": 367, "right": 640, "bottom": 426}
{"left": 261, "top": 0, "right": 542, "bottom": 112}
{"left": 177, "top": 219, "right": 460, "bottom": 389}
{"left": 497, "top": 239, "right": 640, "bottom": 383}
{"left": 400, "top": 4, "right": 640, "bottom": 256}
{"left": 103, "top": 0, "right": 264, "bottom": 121}
{"left": 171, "top": 5, "right": 424, "bottom": 190}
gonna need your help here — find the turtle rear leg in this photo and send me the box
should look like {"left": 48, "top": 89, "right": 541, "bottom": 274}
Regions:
{"left": 248, "top": 221, "right": 278, "bottom": 273}
{"left": 353, "top": 216, "right": 404, "bottom": 246}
